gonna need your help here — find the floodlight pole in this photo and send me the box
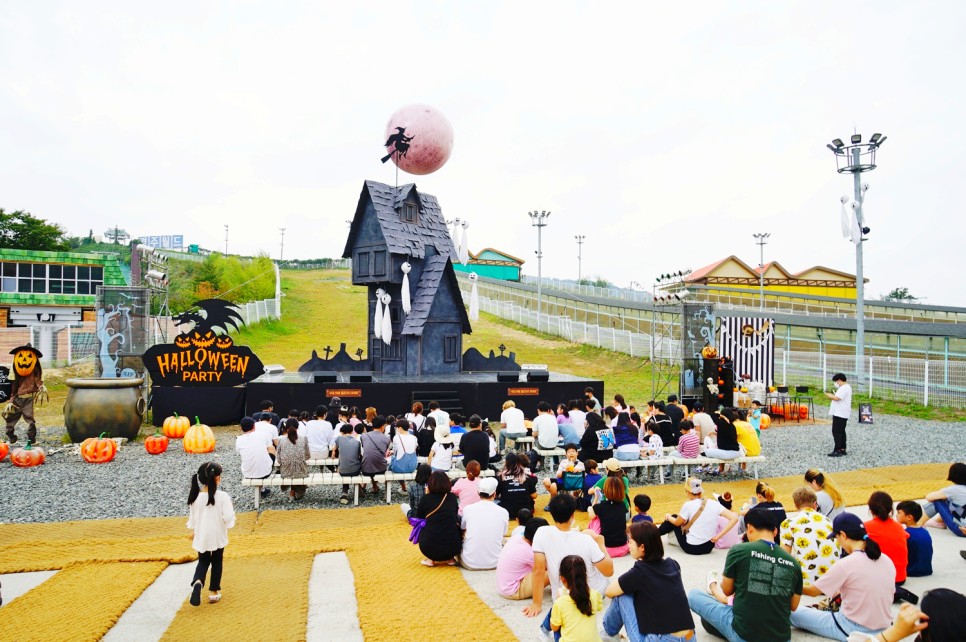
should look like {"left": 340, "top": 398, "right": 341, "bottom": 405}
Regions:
{"left": 279, "top": 227, "right": 286, "bottom": 261}
{"left": 224, "top": 225, "right": 229, "bottom": 255}
{"left": 529, "top": 210, "right": 550, "bottom": 331}
{"left": 753, "top": 233, "right": 770, "bottom": 311}
{"left": 575, "top": 235, "right": 586, "bottom": 283}
{"left": 851, "top": 147, "right": 867, "bottom": 392}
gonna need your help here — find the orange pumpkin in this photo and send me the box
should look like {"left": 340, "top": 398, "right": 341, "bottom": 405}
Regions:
{"left": 163, "top": 412, "right": 190, "bottom": 439}
{"left": 13, "top": 347, "right": 39, "bottom": 377}
{"left": 799, "top": 404, "right": 809, "bottom": 420}
{"left": 81, "top": 432, "right": 118, "bottom": 464}
{"left": 190, "top": 329, "right": 216, "bottom": 348}
{"left": 760, "top": 413, "right": 771, "bottom": 429}
{"left": 11, "top": 441, "right": 45, "bottom": 467}
{"left": 183, "top": 417, "right": 215, "bottom": 453}
{"left": 145, "top": 430, "right": 169, "bottom": 455}
{"left": 0, "top": 441, "right": 8, "bottom": 461}
{"left": 701, "top": 345, "right": 718, "bottom": 359}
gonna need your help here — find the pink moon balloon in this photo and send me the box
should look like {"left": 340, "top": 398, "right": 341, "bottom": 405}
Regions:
{"left": 383, "top": 104, "right": 454, "bottom": 175}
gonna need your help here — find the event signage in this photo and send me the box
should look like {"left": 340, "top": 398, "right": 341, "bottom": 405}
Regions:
{"left": 507, "top": 387, "right": 540, "bottom": 396}
{"left": 859, "top": 403, "right": 873, "bottom": 425}
{"left": 325, "top": 388, "right": 363, "bottom": 398}
{"left": 141, "top": 299, "right": 264, "bottom": 387}
{"left": 139, "top": 234, "right": 185, "bottom": 250}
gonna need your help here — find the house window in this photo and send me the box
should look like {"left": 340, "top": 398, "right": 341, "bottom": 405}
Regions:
{"left": 0, "top": 262, "right": 104, "bottom": 296}
{"left": 373, "top": 250, "right": 386, "bottom": 276}
{"left": 444, "top": 335, "right": 459, "bottom": 363}
{"left": 355, "top": 251, "right": 370, "bottom": 276}
{"left": 401, "top": 202, "right": 418, "bottom": 224}
{"left": 384, "top": 338, "right": 402, "bottom": 360}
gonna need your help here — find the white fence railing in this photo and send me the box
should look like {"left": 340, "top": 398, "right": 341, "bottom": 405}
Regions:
{"left": 466, "top": 289, "right": 966, "bottom": 408}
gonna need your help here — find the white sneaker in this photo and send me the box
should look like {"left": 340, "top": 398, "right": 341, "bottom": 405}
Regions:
{"left": 598, "top": 624, "right": 621, "bottom": 642}
{"left": 666, "top": 533, "right": 679, "bottom": 547}
{"left": 706, "top": 569, "right": 721, "bottom": 594}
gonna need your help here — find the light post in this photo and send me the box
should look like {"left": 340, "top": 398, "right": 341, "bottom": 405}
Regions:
{"left": 529, "top": 210, "right": 550, "bottom": 330}
{"left": 575, "top": 235, "right": 586, "bottom": 283}
{"left": 224, "top": 225, "right": 229, "bottom": 255}
{"left": 827, "top": 132, "right": 885, "bottom": 392}
{"left": 279, "top": 227, "right": 286, "bottom": 261}
{"left": 752, "top": 232, "right": 770, "bottom": 311}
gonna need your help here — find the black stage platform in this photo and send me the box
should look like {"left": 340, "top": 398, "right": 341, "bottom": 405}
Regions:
{"left": 151, "top": 372, "right": 603, "bottom": 426}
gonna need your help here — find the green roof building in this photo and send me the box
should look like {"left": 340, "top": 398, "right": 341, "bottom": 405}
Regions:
{"left": 452, "top": 247, "right": 524, "bottom": 282}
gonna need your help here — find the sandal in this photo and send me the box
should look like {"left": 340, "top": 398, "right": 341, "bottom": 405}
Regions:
{"left": 420, "top": 559, "right": 435, "bottom": 567}
{"left": 209, "top": 592, "right": 221, "bottom": 603}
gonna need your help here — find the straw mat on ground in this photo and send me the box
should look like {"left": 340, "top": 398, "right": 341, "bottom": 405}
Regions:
{"left": 0, "top": 463, "right": 950, "bottom": 641}
{"left": 0, "top": 561, "right": 166, "bottom": 642}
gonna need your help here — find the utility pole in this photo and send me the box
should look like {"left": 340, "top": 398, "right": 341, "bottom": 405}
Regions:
{"left": 279, "top": 227, "right": 286, "bottom": 261}
{"left": 528, "top": 210, "right": 550, "bottom": 331}
{"left": 752, "top": 232, "right": 770, "bottom": 311}
{"left": 575, "top": 235, "right": 586, "bottom": 283}
{"left": 224, "top": 225, "right": 229, "bottom": 255}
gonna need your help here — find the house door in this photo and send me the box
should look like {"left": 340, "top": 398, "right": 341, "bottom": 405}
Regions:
{"left": 369, "top": 338, "right": 382, "bottom": 374}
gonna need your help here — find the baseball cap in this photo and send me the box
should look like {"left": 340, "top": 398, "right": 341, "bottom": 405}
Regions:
{"left": 603, "top": 458, "right": 621, "bottom": 472}
{"left": 478, "top": 477, "right": 498, "bottom": 496}
{"left": 828, "top": 512, "right": 864, "bottom": 539}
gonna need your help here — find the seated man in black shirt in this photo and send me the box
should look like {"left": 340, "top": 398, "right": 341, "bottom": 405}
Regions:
{"left": 459, "top": 414, "right": 492, "bottom": 471}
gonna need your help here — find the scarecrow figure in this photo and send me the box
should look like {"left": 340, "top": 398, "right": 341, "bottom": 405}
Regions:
{"left": 4, "top": 344, "right": 47, "bottom": 443}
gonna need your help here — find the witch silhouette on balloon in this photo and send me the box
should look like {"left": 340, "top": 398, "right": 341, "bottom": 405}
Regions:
{"left": 382, "top": 127, "right": 414, "bottom": 163}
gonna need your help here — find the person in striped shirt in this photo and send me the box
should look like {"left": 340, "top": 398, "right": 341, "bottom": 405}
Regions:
{"left": 666, "top": 420, "right": 701, "bottom": 480}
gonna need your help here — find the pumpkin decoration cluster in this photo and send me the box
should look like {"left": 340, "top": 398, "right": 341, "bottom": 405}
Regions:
{"left": 161, "top": 413, "right": 215, "bottom": 454}
{"left": 1, "top": 440, "right": 46, "bottom": 467}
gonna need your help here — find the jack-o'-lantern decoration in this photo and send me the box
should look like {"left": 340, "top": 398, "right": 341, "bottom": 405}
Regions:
{"left": 12, "top": 345, "right": 41, "bottom": 378}
{"left": 183, "top": 416, "right": 216, "bottom": 453}
{"left": 80, "top": 432, "right": 118, "bottom": 464}
{"left": 701, "top": 345, "right": 718, "bottom": 359}
{"left": 0, "top": 441, "right": 8, "bottom": 461}
{"left": 163, "top": 412, "right": 190, "bottom": 438}
{"left": 215, "top": 335, "right": 233, "bottom": 349}
{"left": 144, "top": 430, "right": 169, "bottom": 455}
{"left": 11, "top": 441, "right": 45, "bottom": 467}
{"left": 190, "top": 330, "right": 216, "bottom": 348}
{"left": 174, "top": 334, "right": 192, "bottom": 349}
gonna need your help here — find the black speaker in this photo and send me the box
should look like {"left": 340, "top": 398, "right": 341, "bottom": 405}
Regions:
{"left": 526, "top": 370, "right": 549, "bottom": 382}
{"left": 349, "top": 372, "right": 373, "bottom": 383}
{"left": 497, "top": 372, "right": 519, "bottom": 382}
{"left": 313, "top": 372, "right": 338, "bottom": 383}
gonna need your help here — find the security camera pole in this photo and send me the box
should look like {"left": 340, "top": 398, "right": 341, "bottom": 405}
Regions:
{"left": 827, "top": 132, "right": 885, "bottom": 393}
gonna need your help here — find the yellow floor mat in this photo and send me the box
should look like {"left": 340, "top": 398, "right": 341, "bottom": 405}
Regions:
{"left": 0, "top": 463, "right": 952, "bottom": 642}
{"left": 161, "top": 553, "right": 314, "bottom": 642}
{"left": 0, "top": 561, "right": 167, "bottom": 642}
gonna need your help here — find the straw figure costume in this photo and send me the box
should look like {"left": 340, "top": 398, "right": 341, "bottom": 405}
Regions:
{"left": 4, "top": 344, "right": 47, "bottom": 443}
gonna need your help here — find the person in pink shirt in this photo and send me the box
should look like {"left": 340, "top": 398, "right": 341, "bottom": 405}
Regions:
{"left": 667, "top": 420, "right": 700, "bottom": 481}
{"left": 496, "top": 518, "right": 549, "bottom": 600}
{"left": 452, "top": 460, "right": 482, "bottom": 515}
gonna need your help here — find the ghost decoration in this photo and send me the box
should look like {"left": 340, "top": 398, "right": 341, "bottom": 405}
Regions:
{"left": 451, "top": 217, "right": 462, "bottom": 258}
{"left": 468, "top": 272, "right": 480, "bottom": 321}
{"left": 459, "top": 220, "right": 470, "bottom": 265}
{"left": 850, "top": 202, "right": 861, "bottom": 246}
{"left": 839, "top": 196, "right": 851, "bottom": 240}
{"left": 380, "top": 293, "right": 392, "bottom": 346}
{"left": 401, "top": 262, "right": 412, "bottom": 314}
{"left": 374, "top": 288, "right": 386, "bottom": 339}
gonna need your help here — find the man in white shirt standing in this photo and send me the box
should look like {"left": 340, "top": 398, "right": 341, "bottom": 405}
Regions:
{"left": 524, "top": 493, "right": 613, "bottom": 638}
{"left": 460, "top": 477, "right": 509, "bottom": 570}
{"left": 236, "top": 417, "right": 276, "bottom": 498}
{"left": 824, "top": 372, "right": 852, "bottom": 457}
{"left": 499, "top": 400, "right": 527, "bottom": 452}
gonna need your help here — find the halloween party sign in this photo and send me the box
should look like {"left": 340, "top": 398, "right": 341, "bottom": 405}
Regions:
{"left": 141, "top": 300, "right": 264, "bottom": 386}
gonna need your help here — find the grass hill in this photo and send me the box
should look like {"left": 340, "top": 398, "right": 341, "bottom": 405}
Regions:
{"left": 234, "top": 269, "right": 658, "bottom": 402}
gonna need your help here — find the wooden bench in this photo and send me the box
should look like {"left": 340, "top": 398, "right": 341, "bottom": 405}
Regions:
{"left": 376, "top": 469, "right": 497, "bottom": 504}
{"left": 242, "top": 471, "right": 371, "bottom": 508}
{"left": 670, "top": 455, "right": 767, "bottom": 480}
{"left": 507, "top": 436, "right": 534, "bottom": 451}
{"left": 610, "top": 458, "right": 674, "bottom": 484}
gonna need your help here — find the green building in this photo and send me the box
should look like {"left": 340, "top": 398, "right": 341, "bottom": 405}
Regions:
{"left": 451, "top": 247, "right": 524, "bottom": 282}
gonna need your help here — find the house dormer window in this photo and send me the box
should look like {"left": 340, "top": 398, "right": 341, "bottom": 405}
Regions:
{"left": 401, "top": 202, "right": 418, "bottom": 224}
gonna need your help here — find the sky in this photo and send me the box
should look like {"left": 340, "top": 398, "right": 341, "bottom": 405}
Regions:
{"left": 2, "top": 1, "right": 965, "bottom": 306}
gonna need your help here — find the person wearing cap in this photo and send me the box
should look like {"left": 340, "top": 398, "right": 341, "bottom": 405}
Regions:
{"left": 428, "top": 424, "right": 456, "bottom": 471}
{"left": 459, "top": 477, "right": 510, "bottom": 570}
{"left": 790, "top": 512, "right": 895, "bottom": 641}
{"left": 5, "top": 344, "right": 45, "bottom": 443}
{"left": 658, "top": 477, "right": 739, "bottom": 555}
{"left": 689, "top": 507, "right": 803, "bottom": 642}
{"left": 593, "top": 459, "right": 632, "bottom": 514}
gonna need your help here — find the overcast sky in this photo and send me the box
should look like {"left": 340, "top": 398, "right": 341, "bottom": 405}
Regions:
{"left": 2, "top": 2, "right": 964, "bottom": 306}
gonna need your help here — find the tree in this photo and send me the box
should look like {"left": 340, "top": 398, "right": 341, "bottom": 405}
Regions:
{"left": 881, "top": 287, "right": 919, "bottom": 303}
{"left": 0, "top": 209, "right": 69, "bottom": 251}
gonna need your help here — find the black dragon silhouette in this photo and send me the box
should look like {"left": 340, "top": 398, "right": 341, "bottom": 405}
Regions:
{"left": 173, "top": 299, "right": 245, "bottom": 334}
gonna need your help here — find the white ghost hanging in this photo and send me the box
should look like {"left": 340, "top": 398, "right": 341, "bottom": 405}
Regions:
{"left": 373, "top": 288, "right": 385, "bottom": 339}
{"left": 451, "top": 217, "right": 462, "bottom": 258}
{"left": 839, "top": 196, "right": 851, "bottom": 240}
{"left": 400, "top": 262, "right": 412, "bottom": 314}
{"left": 380, "top": 293, "right": 392, "bottom": 346}
{"left": 468, "top": 272, "right": 479, "bottom": 321}
{"left": 459, "top": 220, "right": 470, "bottom": 265}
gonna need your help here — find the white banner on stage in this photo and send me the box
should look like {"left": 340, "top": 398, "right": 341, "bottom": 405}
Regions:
{"left": 718, "top": 317, "right": 775, "bottom": 386}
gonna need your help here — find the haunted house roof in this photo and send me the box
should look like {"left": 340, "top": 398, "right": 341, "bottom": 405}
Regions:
{"left": 342, "top": 180, "right": 458, "bottom": 261}
{"left": 402, "top": 254, "right": 472, "bottom": 336}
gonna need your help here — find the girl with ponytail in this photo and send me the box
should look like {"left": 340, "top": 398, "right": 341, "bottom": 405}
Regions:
{"left": 550, "top": 555, "right": 603, "bottom": 640}
{"left": 805, "top": 469, "right": 845, "bottom": 519}
{"left": 791, "top": 512, "right": 895, "bottom": 640}
{"left": 186, "top": 461, "right": 235, "bottom": 606}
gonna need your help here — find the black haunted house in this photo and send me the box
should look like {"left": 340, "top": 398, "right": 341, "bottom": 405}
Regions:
{"left": 343, "top": 180, "right": 471, "bottom": 376}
